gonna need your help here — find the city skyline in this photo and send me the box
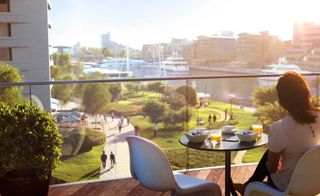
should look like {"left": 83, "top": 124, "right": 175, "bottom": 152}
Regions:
{"left": 49, "top": 0, "right": 320, "bottom": 49}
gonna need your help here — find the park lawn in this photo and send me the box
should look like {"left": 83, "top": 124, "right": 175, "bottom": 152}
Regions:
{"left": 242, "top": 146, "right": 266, "bottom": 163}
{"left": 131, "top": 115, "right": 235, "bottom": 170}
{"left": 208, "top": 101, "right": 258, "bottom": 130}
{"left": 52, "top": 144, "right": 104, "bottom": 182}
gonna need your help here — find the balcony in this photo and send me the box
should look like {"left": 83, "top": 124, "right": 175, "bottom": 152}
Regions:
{"left": 1, "top": 73, "right": 320, "bottom": 195}
{"left": 48, "top": 164, "right": 257, "bottom": 195}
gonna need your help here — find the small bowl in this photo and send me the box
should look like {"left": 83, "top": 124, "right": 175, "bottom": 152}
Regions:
{"left": 236, "top": 130, "right": 258, "bottom": 142}
{"left": 222, "top": 125, "right": 236, "bottom": 134}
{"left": 186, "top": 132, "right": 208, "bottom": 143}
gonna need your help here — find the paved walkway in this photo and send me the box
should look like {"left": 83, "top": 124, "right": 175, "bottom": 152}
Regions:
{"left": 98, "top": 116, "right": 134, "bottom": 179}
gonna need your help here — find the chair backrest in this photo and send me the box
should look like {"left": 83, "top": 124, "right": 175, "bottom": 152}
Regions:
{"left": 287, "top": 145, "right": 320, "bottom": 195}
{"left": 126, "top": 136, "right": 176, "bottom": 191}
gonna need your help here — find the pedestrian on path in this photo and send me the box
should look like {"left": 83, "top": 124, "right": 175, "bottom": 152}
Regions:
{"left": 213, "top": 113, "right": 217, "bottom": 123}
{"left": 151, "top": 123, "right": 158, "bottom": 137}
{"left": 208, "top": 114, "right": 212, "bottom": 124}
{"left": 111, "top": 111, "right": 114, "bottom": 121}
{"left": 110, "top": 151, "right": 116, "bottom": 167}
{"left": 224, "top": 108, "right": 228, "bottom": 121}
{"left": 118, "top": 120, "right": 122, "bottom": 133}
{"left": 126, "top": 115, "right": 130, "bottom": 125}
{"left": 134, "top": 125, "right": 140, "bottom": 136}
{"left": 101, "top": 151, "right": 107, "bottom": 168}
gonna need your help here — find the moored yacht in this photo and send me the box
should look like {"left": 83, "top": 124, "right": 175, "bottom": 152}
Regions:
{"left": 161, "top": 53, "right": 189, "bottom": 72}
{"left": 258, "top": 63, "right": 310, "bottom": 86}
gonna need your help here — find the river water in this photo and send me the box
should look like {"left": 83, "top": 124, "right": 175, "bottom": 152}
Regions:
{"left": 131, "top": 65, "right": 260, "bottom": 106}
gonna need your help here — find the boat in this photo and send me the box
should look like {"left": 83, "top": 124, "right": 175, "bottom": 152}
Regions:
{"left": 258, "top": 63, "right": 310, "bottom": 86}
{"left": 161, "top": 52, "right": 189, "bottom": 72}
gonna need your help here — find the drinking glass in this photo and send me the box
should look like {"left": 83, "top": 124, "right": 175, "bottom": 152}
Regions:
{"left": 210, "top": 130, "right": 222, "bottom": 145}
{"left": 252, "top": 124, "right": 263, "bottom": 137}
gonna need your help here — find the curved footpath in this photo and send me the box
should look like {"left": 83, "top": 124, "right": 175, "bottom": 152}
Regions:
{"left": 96, "top": 105, "right": 254, "bottom": 179}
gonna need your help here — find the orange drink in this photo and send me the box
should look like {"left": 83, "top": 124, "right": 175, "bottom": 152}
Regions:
{"left": 210, "top": 130, "right": 222, "bottom": 144}
{"left": 252, "top": 124, "right": 263, "bottom": 137}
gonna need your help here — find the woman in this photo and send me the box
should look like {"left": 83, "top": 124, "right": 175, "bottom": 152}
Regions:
{"left": 234, "top": 71, "right": 320, "bottom": 195}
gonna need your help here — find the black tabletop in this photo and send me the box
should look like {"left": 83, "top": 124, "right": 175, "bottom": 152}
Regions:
{"left": 179, "top": 133, "right": 268, "bottom": 151}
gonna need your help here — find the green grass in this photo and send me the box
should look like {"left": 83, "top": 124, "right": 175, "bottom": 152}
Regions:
{"left": 52, "top": 144, "right": 104, "bottom": 182}
{"left": 242, "top": 146, "right": 267, "bottom": 163}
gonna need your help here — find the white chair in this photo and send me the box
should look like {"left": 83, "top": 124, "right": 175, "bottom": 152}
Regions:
{"left": 126, "top": 136, "right": 221, "bottom": 196}
{"left": 244, "top": 145, "right": 320, "bottom": 196}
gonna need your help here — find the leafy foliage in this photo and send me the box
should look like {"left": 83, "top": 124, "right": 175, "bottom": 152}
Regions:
{"left": 0, "top": 63, "right": 25, "bottom": 106}
{"left": 82, "top": 83, "right": 111, "bottom": 115}
{"left": 0, "top": 103, "right": 62, "bottom": 179}
{"left": 162, "top": 107, "right": 193, "bottom": 128}
{"left": 142, "top": 99, "right": 167, "bottom": 123}
{"left": 252, "top": 85, "right": 278, "bottom": 106}
{"left": 109, "top": 83, "right": 122, "bottom": 102}
{"left": 51, "top": 75, "right": 75, "bottom": 104}
{"left": 164, "top": 93, "right": 187, "bottom": 110}
{"left": 147, "top": 81, "right": 166, "bottom": 94}
{"left": 176, "top": 85, "right": 197, "bottom": 106}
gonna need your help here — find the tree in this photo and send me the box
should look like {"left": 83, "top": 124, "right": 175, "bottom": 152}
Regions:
{"left": 52, "top": 52, "right": 72, "bottom": 67}
{"left": 109, "top": 83, "right": 122, "bottom": 102}
{"left": 252, "top": 85, "right": 278, "bottom": 106}
{"left": 51, "top": 75, "right": 75, "bottom": 104}
{"left": 102, "top": 48, "right": 114, "bottom": 57}
{"left": 176, "top": 85, "right": 197, "bottom": 106}
{"left": 0, "top": 63, "right": 24, "bottom": 105}
{"left": 164, "top": 93, "right": 186, "bottom": 110}
{"left": 147, "top": 81, "right": 166, "bottom": 94}
{"left": 142, "top": 100, "right": 167, "bottom": 123}
{"left": 82, "top": 83, "right": 111, "bottom": 116}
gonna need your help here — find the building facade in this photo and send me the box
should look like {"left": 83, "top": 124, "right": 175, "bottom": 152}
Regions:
{"left": 286, "top": 22, "right": 320, "bottom": 66}
{"left": 236, "top": 31, "right": 283, "bottom": 67}
{"left": 0, "top": 0, "right": 51, "bottom": 110}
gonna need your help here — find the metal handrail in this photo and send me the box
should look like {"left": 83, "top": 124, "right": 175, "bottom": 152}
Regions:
{"left": 1, "top": 72, "right": 320, "bottom": 86}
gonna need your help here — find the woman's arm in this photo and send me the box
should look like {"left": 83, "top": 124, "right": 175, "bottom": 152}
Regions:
{"left": 267, "top": 150, "right": 282, "bottom": 173}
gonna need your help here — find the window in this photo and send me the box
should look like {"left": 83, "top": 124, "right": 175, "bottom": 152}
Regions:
{"left": 0, "top": 23, "right": 11, "bottom": 37}
{"left": 0, "top": 47, "right": 12, "bottom": 61}
{"left": 0, "top": 0, "right": 9, "bottom": 12}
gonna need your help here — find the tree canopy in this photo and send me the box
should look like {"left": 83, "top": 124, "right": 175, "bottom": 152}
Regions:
{"left": 176, "top": 85, "right": 197, "bottom": 106}
{"left": 142, "top": 99, "right": 167, "bottom": 123}
{"left": 0, "top": 63, "right": 24, "bottom": 105}
{"left": 82, "top": 83, "right": 111, "bottom": 115}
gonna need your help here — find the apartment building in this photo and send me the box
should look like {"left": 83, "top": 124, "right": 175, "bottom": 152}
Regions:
{"left": 236, "top": 31, "right": 283, "bottom": 67}
{"left": 194, "top": 36, "right": 236, "bottom": 65}
{"left": 0, "top": 0, "right": 51, "bottom": 110}
{"left": 286, "top": 22, "right": 320, "bottom": 66}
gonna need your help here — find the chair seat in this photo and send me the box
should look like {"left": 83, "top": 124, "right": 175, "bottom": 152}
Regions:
{"left": 244, "top": 182, "right": 285, "bottom": 196}
{"left": 174, "top": 173, "right": 221, "bottom": 195}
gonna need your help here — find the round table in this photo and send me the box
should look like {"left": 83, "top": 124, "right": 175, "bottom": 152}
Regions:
{"left": 179, "top": 133, "right": 268, "bottom": 196}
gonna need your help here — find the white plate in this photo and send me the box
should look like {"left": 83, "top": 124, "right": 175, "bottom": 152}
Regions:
{"left": 222, "top": 129, "right": 237, "bottom": 135}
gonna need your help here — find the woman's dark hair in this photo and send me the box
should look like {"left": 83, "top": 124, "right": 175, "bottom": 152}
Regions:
{"left": 276, "top": 71, "right": 318, "bottom": 124}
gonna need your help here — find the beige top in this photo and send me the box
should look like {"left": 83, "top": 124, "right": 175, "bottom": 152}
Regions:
{"left": 267, "top": 114, "right": 320, "bottom": 191}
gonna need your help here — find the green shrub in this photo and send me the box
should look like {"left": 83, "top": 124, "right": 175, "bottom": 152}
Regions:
{"left": 0, "top": 103, "right": 62, "bottom": 179}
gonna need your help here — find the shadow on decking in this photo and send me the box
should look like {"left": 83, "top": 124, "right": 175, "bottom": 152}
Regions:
{"left": 49, "top": 163, "right": 257, "bottom": 196}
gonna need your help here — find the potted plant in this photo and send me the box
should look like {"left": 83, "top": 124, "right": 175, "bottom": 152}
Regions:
{"left": 0, "top": 103, "right": 62, "bottom": 196}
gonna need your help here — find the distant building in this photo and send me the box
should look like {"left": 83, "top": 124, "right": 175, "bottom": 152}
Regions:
{"left": 285, "top": 22, "right": 320, "bottom": 67}
{"left": 0, "top": 0, "right": 52, "bottom": 110}
{"left": 100, "top": 32, "right": 125, "bottom": 53}
{"left": 73, "top": 42, "right": 81, "bottom": 58}
{"left": 193, "top": 35, "right": 236, "bottom": 65}
{"left": 236, "top": 31, "right": 283, "bottom": 67}
{"left": 52, "top": 46, "right": 73, "bottom": 54}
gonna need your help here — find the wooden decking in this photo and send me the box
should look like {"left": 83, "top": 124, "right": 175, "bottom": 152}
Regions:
{"left": 49, "top": 164, "right": 257, "bottom": 196}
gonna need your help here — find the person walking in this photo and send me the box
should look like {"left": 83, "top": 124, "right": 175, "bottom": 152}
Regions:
{"left": 110, "top": 151, "right": 116, "bottom": 167}
{"left": 134, "top": 125, "right": 140, "bottom": 136}
{"left": 118, "top": 120, "right": 122, "bottom": 133}
{"left": 213, "top": 113, "right": 217, "bottom": 123}
{"left": 151, "top": 123, "right": 158, "bottom": 137}
{"left": 126, "top": 115, "right": 130, "bottom": 125}
{"left": 224, "top": 108, "right": 228, "bottom": 120}
{"left": 101, "top": 151, "right": 107, "bottom": 168}
{"left": 111, "top": 111, "right": 114, "bottom": 121}
{"left": 208, "top": 114, "right": 212, "bottom": 124}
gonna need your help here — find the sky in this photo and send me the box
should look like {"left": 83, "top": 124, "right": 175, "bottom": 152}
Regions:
{"left": 49, "top": 0, "right": 320, "bottom": 49}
